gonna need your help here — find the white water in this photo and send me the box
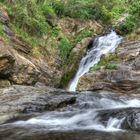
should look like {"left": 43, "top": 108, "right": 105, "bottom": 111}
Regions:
{"left": 68, "top": 30, "right": 122, "bottom": 91}
{"left": 14, "top": 92, "right": 140, "bottom": 132}
{"left": 9, "top": 31, "right": 140, "bottom": 133}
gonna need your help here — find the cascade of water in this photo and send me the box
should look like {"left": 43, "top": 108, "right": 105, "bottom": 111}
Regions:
{"left": 13, "top": 92, "right": 140, "bottom": 132}
{"left": 68, "top": 30, "right": 122, "bottom": 91}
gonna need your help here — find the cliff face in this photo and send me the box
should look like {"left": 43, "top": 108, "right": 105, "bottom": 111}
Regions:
{"left": 0, "top": 8, "right": 103, "bottom": 88}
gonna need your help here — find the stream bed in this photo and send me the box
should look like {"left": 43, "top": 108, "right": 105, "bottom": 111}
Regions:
{"left": 1, "top": 91, "right": 140, "bottom": 140}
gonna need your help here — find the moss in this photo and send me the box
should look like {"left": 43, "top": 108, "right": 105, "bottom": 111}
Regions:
{"left": 59, "top": 44, "right": 87, "bottom": 88}
{"left": 105, "top": 64, "right": 118, "bottom": 70}
{"left": 89, "top": 54, "right": 121, "bottom": 72}
{"left": 59, "top": 70, "right": 75, "bottom": 89}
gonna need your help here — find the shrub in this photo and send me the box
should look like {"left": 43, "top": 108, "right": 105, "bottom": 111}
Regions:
{"left": 119, "top": 16, "right": 138, "bottom": 34}
{"left": 59, "top": 38, "right": 73, "bottom": 60}
{"left": 105, "top": 64, "right": 117, "bottom": 70}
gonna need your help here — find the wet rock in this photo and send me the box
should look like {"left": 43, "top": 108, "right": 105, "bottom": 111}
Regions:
{"left": 0, "top": 126, "right": 139, "bottom": 140}
{"left": 126, "top": 112, "right": 140, "bottom": 131}
{"left": 0, "top": 85, "right": 77, "bottom": 124}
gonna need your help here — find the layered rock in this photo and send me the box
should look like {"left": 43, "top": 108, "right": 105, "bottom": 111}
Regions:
{"left": 0, "top": 85, "right": 77, "bottom": 124}
{"left": 0, "top": 41, "right": 15, "bottom": 78}
{"left": 78, "top": 40, "right": 140, "bottom": 94}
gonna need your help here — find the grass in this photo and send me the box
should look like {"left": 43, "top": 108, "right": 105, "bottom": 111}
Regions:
{"left": 58, "top": 38, "right": 73, "bottom": 61}
{"left": 89, "top": 54, "right": 121, "bottom": 72}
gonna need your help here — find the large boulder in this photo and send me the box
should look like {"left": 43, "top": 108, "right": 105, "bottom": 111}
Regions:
{"left": 0, "top": 85, "right": 77, "bottom": 124}
{"left": 10, "top": 53, "right": 40, "bottom": 85}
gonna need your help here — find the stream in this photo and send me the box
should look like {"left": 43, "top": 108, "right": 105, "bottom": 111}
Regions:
{"left": 68, "top": 30, "right": 122, "bottom": 91}
{"left": 0, "top": 30, "right": 140, "bottom": 140}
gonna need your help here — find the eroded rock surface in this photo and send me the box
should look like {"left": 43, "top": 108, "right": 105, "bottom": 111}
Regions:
{"left": 0, "top": 85, "right": 77, "bottom": 124}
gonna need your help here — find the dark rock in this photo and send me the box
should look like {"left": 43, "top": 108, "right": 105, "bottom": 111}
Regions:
{"left": 126, "top": 112, "right": 140, "bottom": 131}
{"left": 0, "top": 126, "right": 139, "bottom": 140}
{"left": 0, "top": 85, "right": 77, "bottom": 124}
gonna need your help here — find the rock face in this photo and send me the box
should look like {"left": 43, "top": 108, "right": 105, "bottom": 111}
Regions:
{"left": 0, "top": 127, "right": 139, "bottom": 140}
{"left": 0, "top": 41, "right": 41, "bottom": 85}
{"left": 0, "top": 41, "right": 15, "bottom": 78}
{"left": 78, "top": 40, "right": 140, "bottom": 94}
{"left": 0, "top": 85, "right": 77, "bottom": 124}
{"left": 126, "top": 112, "right": 140, "bottom": 131}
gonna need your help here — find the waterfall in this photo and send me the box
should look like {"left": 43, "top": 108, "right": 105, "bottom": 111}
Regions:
{"left": 68, "top": 30, "right": 123, "bottom": 91}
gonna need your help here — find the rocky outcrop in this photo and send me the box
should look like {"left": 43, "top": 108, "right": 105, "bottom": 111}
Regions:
{"left": 0, "top": 40, "right": 41, "bottom": 85}
{"left": 125, "top": 112, "right": 140, "bottom": 131}
{"left": 0, "top": 85, "right": 77, "bottom": 124}
{"left": 78, "top": 40, "right": 140, "bottom": 94}
{"left": 0, "top": 41, "right": 15, "bottom": 78}
{"left": 58, "top": 18, "right": 103, "bottom": 37}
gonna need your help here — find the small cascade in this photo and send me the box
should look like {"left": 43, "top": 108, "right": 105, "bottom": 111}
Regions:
{"left": 13, "top": 92, "right": 140, "bottom": 132}
{"left": 68, "top": 30, "right": 122, "bottom": 91}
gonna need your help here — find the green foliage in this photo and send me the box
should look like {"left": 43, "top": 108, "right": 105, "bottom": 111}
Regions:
{"left": 74, "top": 29, "right": 92, "bottom": 43}
{"left": 118, "top": 0, "right": 140, "bottom": 34}
{"left": 50, "top": 27, "right": 60, "bottom": 36}
{"left": 105, "top": 64, "right": 117, "bottom": 70}
{"left": 59, "top": 38, "right": 73, "bottom": 60}
{"left": 59, "top": 70, "right": 75, "bottom": 89}
{"left": 6, "top": 0, "right": 51, "bottom": 36}
{"left": 89, "top": 54, "right": 120, "bottom": 72}
{"left": 11, "top": 24, "right": 39, "bottom": 47}
{"left": 48, "top": 0, "right": 128, "bottom": 23}
{"left": 89, "top": 64, "right": 100, "bottom": 72}
{"left": 0, "top": 23, "right": 4, "bottom": 37}
{"left": 119, "top": 17, "right": 138, "bottom": 33}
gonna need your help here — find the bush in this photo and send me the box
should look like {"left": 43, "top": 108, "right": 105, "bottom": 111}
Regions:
{"left": 59, "top": 38, "right": 73, "bottom": 60}
{"left": 119, "top": 16, "right": 138, "bottom": 34}
{"left": 5, "top": 0, "right": 51, "bottom": 36}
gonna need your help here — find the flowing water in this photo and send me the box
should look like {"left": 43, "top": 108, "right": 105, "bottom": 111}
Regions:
{"left": 1, "top": 31, "right": 140, "bottom": 140}
{"left": 12, "top": 91, "right": 140, "bottom": 132}
{"left": 1, "top": 91, "right": 140, "bottom": 140}
{"left": 68, "top": 30, "right": 122, "bottom": 91}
